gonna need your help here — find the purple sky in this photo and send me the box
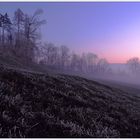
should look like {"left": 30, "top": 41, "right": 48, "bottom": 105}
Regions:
{"left": 0, "top": 2, "right": 140, "bottom": 63}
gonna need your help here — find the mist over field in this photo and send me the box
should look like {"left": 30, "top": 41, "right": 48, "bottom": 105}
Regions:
{"left": 0, "top": 2, "right": 140, "bottom": 138}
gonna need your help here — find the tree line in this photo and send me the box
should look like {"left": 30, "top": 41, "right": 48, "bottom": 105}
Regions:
{"left": 0, "top": 8, "right": 140, "bottom": 77}
{"left": 38, "top": 43, "right": 111, "bottom": 74}
{"left": 0, "top": 8, "right": 111, "bottom": 75}
{"left": 127, "top": 57, "right": 140, "bottom": 76}
{"left": 0, "top": 8, "right": 46, "bottom": 63}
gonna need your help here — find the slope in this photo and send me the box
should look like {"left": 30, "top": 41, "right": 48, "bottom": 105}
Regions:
{"left": 0, "top": 65, "right": 140, "bottom": 138}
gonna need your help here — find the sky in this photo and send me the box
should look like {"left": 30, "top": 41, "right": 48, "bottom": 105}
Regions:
{"left": 0, "top": 2, "right": 140, "bottom": 63}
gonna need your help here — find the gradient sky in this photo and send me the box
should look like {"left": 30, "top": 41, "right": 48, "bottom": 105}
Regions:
{"left": 0, "top": 2, "right": 140, "bottom": 63}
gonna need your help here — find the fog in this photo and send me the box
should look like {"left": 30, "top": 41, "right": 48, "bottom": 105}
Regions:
{"left": 0, "top": 8, "right": 140, "bottom": 89}
{"left": 37, "top": 44, "right": 140, "bottom": 89}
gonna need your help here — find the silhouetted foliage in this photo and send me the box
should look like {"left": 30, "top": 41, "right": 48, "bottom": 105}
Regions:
{"left": 0, "top": 9, "right": 46, "bottom": 64}
{"left": 127, "top": 57, "right": 140, "bottom": 75}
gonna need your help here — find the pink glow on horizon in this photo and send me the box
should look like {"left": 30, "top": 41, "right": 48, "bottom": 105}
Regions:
{"left": 72, "top": 22, "right": 140, "bottom": 64}
{"left": 72, "top": 38, "right": 140, "bottom": 64}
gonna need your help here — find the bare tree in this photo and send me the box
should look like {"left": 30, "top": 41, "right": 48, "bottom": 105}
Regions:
{"left": 43, "top": 43, "right": 58, "bottom": 66}
{"left": 70, "top": 53, "right": 81, "bottom": 72}
{"left": 24, "top": 9, "right": 46, "bottom": 43}
{"left": 0, "top": 13, "right": 12, "bottom": 46}
{"left": 22, "top": 9, "right": 46, "bottom": 63}
{"left": 0, "top": 13, "right": 3, "bottom": 45}
{"left": 127, "top": 57, "right": 140, "bottom": 75}
{"left": 14, "top": 8, "right": 24, "bottom": 46}
{"left": 96, "top": 58, "right": 109, "bottom": 74}
{"left": 60, "top": 45, "right": 70, "bottom": 70}
{"left": 86, "top": 53, "right": 98, "bottom": 73}
{"left": 6, "top": 25, "right": 14, "bottom": 45}
{"left": 80, "top": 53, "right": 88, "bottom": 73}
{"left": 0, "top": 9, "right": 47, "bottom": 65}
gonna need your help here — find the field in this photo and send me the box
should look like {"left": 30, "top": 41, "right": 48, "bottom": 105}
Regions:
{"left": 0, "top": 64, "right": 140, "bottom": 138}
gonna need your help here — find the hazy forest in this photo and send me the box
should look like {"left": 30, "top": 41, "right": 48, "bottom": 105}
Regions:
{"left": 0, "top": 7, "right": 140, "bottom": 138}
{"left": 0, "top": 9, "right": 140, "bottom": 81}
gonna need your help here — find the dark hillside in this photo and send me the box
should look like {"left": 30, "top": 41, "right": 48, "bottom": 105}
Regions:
{"left": 0, "top": 53, "right": 56, "bottom": 75}
{"left": 0, "top": 65, "right": 140, "bottom": 138}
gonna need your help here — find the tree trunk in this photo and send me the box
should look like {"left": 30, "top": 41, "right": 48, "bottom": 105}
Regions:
{"left": 17, "top": 22, "right": 20, "bottom": 46}
{"left": 2, "top": 27, "right": 4, "bottom": 46}
{"left": 0, "top": 28, "right": 1, "bottom": 44}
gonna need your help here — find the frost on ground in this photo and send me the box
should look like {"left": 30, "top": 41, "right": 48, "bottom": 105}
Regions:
{"left": 0, "top": 65, "right": 140, "bottom": 138}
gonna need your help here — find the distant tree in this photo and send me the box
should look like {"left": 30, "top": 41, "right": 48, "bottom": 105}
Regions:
{"left": 60, "top": 45, "right": 70, "bottom": 69}
{"left": 86, "top": 53, "right": 98, "bottom": 73}
{"left": 127, "top": 57, "right": 140, "bottom": 75}
{"left": 0, "top": 13, "right": 3, "bottom": 45}
{"left": 0, "top": 14, "right": 5, "bottom": 46}
{"left": 43, "top": 43, "right": 58, "bottom": 65}
{"left": 52, "top": 46, "right": 59, "bottom": 66}
{"left": 96, "top": 58, "right": 109, "bottom": 74}
{"left": 81, "top": 53, "right": 88, "bottom": 73}
{"left": 6, "top": 25, "right": 14, "bottom": 45}
{"left": 23, "top": 9, "right": 46, "bottom": 62}
{"left": 14, "top": 8, "right": 24, "bottom": 46}
{"left": 24, "top": 9, "right": 46, "bottom": 43}
{"left": 0, "top": 13, "right": 12, "bottom": 46}
{"left": 70, "top": 53, "right": 81, "bottom": 72}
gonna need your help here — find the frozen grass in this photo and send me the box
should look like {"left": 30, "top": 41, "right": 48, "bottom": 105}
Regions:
{"left": 0, "top": 65, "right": 140, "bottom": 137}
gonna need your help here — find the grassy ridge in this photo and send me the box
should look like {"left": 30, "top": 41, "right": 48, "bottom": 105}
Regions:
{"left": 0, "top": 65, "right": 140, "bottom": 137}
